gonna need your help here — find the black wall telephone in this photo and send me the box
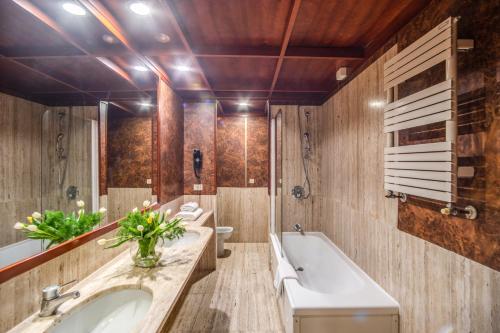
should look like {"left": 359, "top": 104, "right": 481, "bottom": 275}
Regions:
{"left": 193, "top": 148, "right": 203, "bottom": 179}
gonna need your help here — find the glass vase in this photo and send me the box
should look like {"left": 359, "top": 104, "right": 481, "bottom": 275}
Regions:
{"left": 131, "top": 237, "right": 162, "bottom": 268}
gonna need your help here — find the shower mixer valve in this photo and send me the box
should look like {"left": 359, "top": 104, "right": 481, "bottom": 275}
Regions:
{"left": 292, "top": 186, "right": 306, "bottom": 199}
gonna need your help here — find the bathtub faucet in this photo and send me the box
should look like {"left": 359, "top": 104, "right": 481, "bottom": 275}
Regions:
{"left": 293, "top": 224, "right": 304, "bottom": 235}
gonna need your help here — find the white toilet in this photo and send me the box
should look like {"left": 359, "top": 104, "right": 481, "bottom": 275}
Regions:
{"left": 216, "top": 226, "right": 233, "bottom": 257}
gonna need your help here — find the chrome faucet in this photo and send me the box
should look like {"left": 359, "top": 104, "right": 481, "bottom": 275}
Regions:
{"left": 39, "top": 281, "right": 80, "bottom": 317}
{"left": 293, "top": 224, "right": 304, "bottom": 235}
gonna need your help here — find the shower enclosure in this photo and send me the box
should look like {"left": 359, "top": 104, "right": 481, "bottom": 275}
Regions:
{"left": 41, "top": 107, "right": 97, "bottom": 214}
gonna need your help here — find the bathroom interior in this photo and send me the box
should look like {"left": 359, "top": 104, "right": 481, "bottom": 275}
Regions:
{"left": 0, "top": 0, "right": 498, "bottom": 332}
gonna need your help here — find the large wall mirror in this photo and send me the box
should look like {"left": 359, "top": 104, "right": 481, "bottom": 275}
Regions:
{"left": 0, "top": 92, "right": 158, "bottom": 275}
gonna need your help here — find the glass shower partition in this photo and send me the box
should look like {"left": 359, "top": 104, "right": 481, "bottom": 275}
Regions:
{"left": 41, "top": 106, "right": 98, "bottom": 224}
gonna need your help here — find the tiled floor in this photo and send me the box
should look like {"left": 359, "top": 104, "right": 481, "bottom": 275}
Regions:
{"left": 165, "top": 243, "right": 284, "bottom": 333}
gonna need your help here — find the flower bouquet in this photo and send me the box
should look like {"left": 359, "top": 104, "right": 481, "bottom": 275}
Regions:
{"left": 13, "top": 201, "right": 106, "bottom": 249}
{"left": 98, "top": 201, "right": 185, "bottom": 268}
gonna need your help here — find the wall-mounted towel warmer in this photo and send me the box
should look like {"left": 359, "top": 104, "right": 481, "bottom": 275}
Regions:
{"left": 383, "top": 17, "right": 477, "bottom": 219}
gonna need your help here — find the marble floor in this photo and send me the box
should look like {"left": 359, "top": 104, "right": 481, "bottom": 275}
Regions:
{"left": 165, "top": 243, "right": 284, "bottom": 333}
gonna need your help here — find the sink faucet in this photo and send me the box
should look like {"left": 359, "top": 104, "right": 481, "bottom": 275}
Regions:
{"left": 293, "top": 224, "right": 304, "bottom": 235}
{"left": 39, "top": 281, "right": 80, "bottom": 317}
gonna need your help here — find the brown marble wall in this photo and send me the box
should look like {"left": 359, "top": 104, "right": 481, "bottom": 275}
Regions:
{"left": 183, "top": 102, "right": 217, "bottom": 195}
{"left": 158, "top": 79, "right": 184, "bottom": 203}
{"left": 98, "top": 102, "right": 108, "bottom": 195}
{"left": 216, "top": 116, "right": 269, "bottom": 187}
{"left": 216, "top": 116, "right": 245, "bottom": 187}
{"left": 246, "top": 117, "right": 269, "bottom": 187}
{"left": 107, "top": 109, "right": 153, "bottom": 188}
{"left": 389, "top": 0, "right": 499, "bottom": 271}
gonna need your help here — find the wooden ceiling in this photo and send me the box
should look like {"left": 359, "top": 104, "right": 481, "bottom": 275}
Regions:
{"left": 0, "top": 0, "right": 430, "bottom": 114}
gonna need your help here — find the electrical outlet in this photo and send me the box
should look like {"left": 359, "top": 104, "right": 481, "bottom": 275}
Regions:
{"left": 146, "top": 178, "right": 152, "bottom": 185}
{"left": 193, "top": 184, "right": 203, "bottom": 191}
{"left": 248, "top": 178, "right": 255, "bottom": 184}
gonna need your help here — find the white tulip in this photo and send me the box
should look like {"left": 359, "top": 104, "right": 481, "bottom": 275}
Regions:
{"left": 159, "top": 223, "right": 166, "bottom": 229}
{"left": 149, "top": 212, "right": 155, "bottom": 219}
{"left": 32, "top": 212, "right": 42, "bottom": 220}
{"left": 165, "top": 209, "right": 172, "bottom": 216}
{"left": 143, "top": 200, "right": 151, "bottom": 208}
{"left": 132, "top": 207, "right": 139, "bottom": 213}
{"left": 27, "top": 225, "right": 38, "bottom": 232}
{"left": 99, "top": 207, "right": 107, "bottom": 214}
{"left": 14, "top": 222, "right": 25, "bottom": 230}
{"left": 137, "top": 225, "right": 144, "bottom": 232}
{"left": 97, "top": 239, "right": 107, "bottom": 245}
{"left": 76, "top": 200, "right": 85, "bottom": 208}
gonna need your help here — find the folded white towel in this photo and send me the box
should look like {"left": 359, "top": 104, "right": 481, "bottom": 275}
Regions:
{"left": 180, "top": 202, "right": 199, "bottom": 212}
{"left": 273, "top": 258, "right": 299, "bottom": 296}
{"left": 175, "top": 208, "right": 203, "bottom": 221}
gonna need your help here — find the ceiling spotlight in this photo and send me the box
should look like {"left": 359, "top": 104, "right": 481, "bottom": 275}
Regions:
{"left": 132, "top": 65, "right": 149, "bottom": 72}
{"left": 129, "top": 2, "right": 151, "bottom": 15}
{"left": 62, "top": 2, "right": 86, "bottom": 16}
{"left": 102, "top": 34, "right": 116, "bottom": 44}
{"left": 173, "top": 65, "right": 193, "bottom": 72}
{"left": 237, "top": 101, "right": 250, "bottom": 107}
{"left": 155, "top": 33, "right": 171, "bottom": 44}
{"left": 138, "top": 102, "right": 154, "bottom": 107}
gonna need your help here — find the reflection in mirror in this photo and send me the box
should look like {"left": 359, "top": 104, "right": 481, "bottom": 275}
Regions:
{"left": 0, "top": 100, "right": 100, "bottom": 269}
{"left": 102, "top": 101, "right": 157, "bottom": 224}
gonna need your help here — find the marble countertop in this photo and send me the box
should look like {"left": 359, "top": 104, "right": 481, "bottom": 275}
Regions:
{"left": 9, "top": 212, "right": 214, "bottom": 333}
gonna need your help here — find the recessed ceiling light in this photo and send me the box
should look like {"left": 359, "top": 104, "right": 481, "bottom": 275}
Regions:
{"left": 132, "top": 65, "right": 149, "bottom": 72}
{"left": 237, "top": 101, "right": 250, "bottom": 107}
{"left": 62, "top": 2, "right": 86, "bottom": 16}
{"left": 173, "top": 65, "right": 193, "bottom": 72}
{"left": 129, "top": 2, "right": 150, "bottom": 15}
{"left": 138, "top": 102, "right": 154, "bottom": 107}
{"left": 155, "top": 33, "right": 171, "bottom": 44}
{"left": 102, "top": 34, "right": 116, "bottom": 44}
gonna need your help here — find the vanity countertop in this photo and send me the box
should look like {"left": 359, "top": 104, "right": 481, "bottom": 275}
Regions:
{"left": 9, "top": 212, "right": 214, "bottom": 333}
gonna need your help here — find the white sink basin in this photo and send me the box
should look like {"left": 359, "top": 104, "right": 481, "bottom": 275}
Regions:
{"left": 163, "top": 231, "right": 200, "bottom": 248}
{"left": 48, "top": 289, "right": 152, "bottom": 333}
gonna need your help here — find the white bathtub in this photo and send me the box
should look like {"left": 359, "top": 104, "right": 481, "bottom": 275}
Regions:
{"left": 270, "top": 232, "right": 399, "bottom": 333}
{"left": 0, "top": 239, "right": 43, "bottom": 269}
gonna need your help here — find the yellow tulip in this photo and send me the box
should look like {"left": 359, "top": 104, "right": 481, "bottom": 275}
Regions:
{"left": 27, "top": 216, "right": 33, "bottom": 224}
{"left": 147, "top": 217, "right": 153, "bottom": 224}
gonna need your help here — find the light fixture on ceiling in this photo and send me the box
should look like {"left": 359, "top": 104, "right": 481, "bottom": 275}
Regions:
{"left": 138, "top": 102, "right": 154, "bottom": 107}
{"left": 132, "top": 65, "right": 149, "bottom": 72}
{"left": 129, "top": 1, "right": 151, "bottom": 15}
{"left": 155, "top": 33, "right": 171, "bottom": 44}
{"left": 102, "top": 34, "right": 116, "bottom": 44}
{"left": 173, "top": 65, "right": 193, "bottom": 72}
{"left": 336, "top": 67, "right": 350, "bottom": 81}
{"left": 237, "top": 101, "right": 250, "bottom": 107}
{"left": 62, "top": 2, "right": 86, "bottom": 16}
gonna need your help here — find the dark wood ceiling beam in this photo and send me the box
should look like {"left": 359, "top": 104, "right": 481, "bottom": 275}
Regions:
{"left": 285, "top": 46, "right": 364, "bottom": 59}
{"left": 76, "top": 0, "right": 171, "bottom": 87}
{"left": 12, "top": 0, "right": 147, "bottom": 102}
{"left": 159, "top": 0, "right": 213, "bottom": 90}
{"left": 159, "top": 0, "right": 222, "bottom": 112}
{"left": 0, "top": 55, "right": 100, "bottom": 103}
{"left": 268, "top": 0, "right": 302, "bottom": 99}
{"left": 4, "top": 45, "right": 364, "bottom": 60}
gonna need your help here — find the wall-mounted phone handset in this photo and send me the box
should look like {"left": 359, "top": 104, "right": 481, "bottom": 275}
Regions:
{"left": 193, "top": 149, "right": 203, "bottom": 179}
